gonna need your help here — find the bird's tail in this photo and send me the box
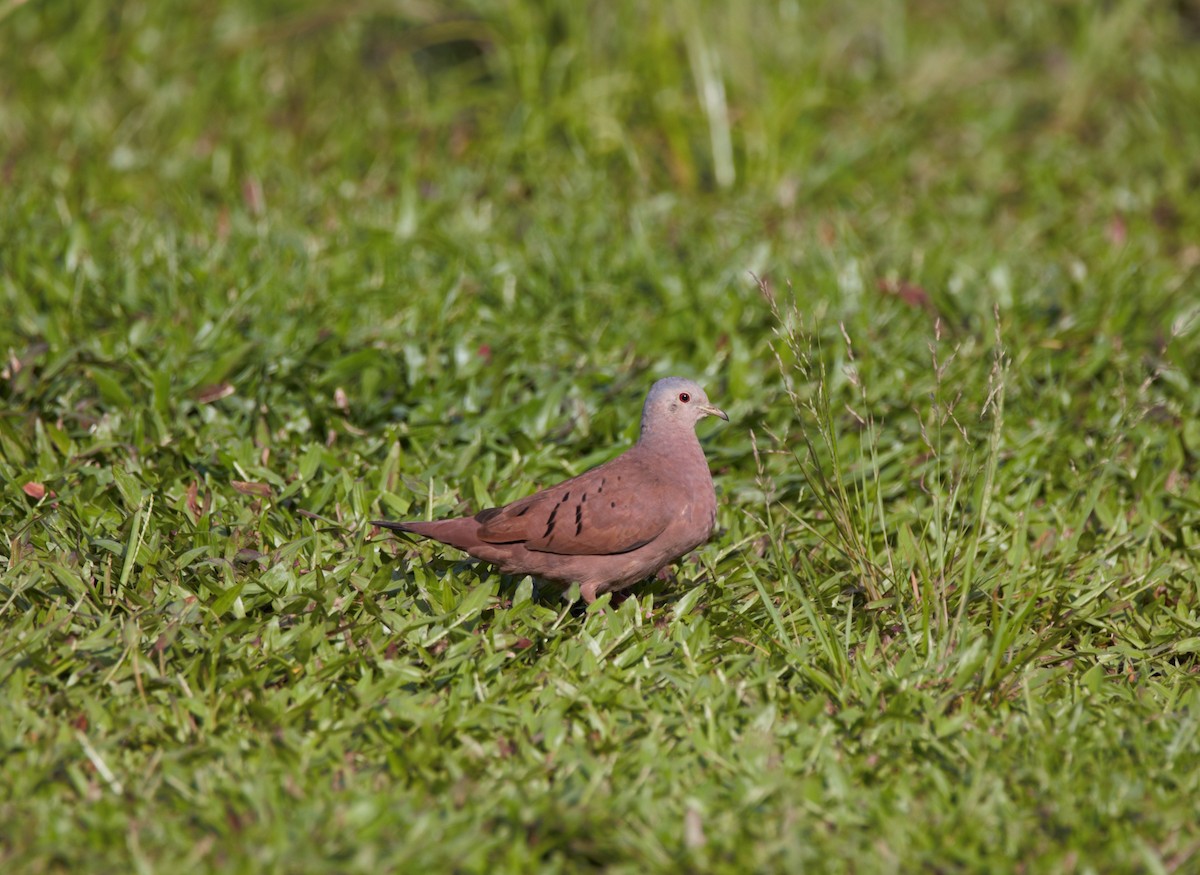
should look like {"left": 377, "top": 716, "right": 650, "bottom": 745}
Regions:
{"left": 370, "top": 519, "right": 418, "bottom": 533}
{"left": 371, "top": 517, "right": 484, "bottom": 551}
{"left": 371, "top": 519, "right": 455, "bottom": 538}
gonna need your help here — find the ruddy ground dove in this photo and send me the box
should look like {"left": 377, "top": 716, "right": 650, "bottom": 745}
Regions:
{"left": 372, "top": 377, "right": 728, "bottom": 602}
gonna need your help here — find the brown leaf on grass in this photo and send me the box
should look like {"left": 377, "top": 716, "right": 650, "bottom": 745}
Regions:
{"left": 195, "top": 383, "right": 235, "bottom": 403}
{"left": 297, "top": 508, "right": 335, "bottom": 524}
{"left": 1032, "top": 529, "right": 1057, "bottom": 554}
{"left": 23, "top": 481, "right": 46, "bottom": 499}
{"left": 186, "top": 480, "right": 211, "bottom": 520}
{"left": 877, "top": 278, "right": 933, "bottom": 310}
{"left": 231, "top": 480, "right": 272, "bottom": 497}
{"left": 333, "top": 386, "right": 349, "bottom": 411}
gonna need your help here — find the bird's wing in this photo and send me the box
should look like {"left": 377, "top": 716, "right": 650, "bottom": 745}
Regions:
{"left": 474, "top": 460, "right": 674, "bottom": 556}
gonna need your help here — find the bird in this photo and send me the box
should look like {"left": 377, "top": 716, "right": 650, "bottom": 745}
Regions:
{"left": 372, "top": 377, "right": 728, "bottom": 602}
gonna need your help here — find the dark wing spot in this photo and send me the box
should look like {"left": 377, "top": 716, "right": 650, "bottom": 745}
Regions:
{"left": 515, "top": 506, "right": 531, "bottom": 517}
{"left": 474, "top": 507, "right": 503, "bottom": 524}
{"left": 560, "top": 492, "right": 570, "bottom": 503}
{"left": 543, "top": 506, "right": 558, "bottom": 539}
{"left": 575, "top": 504, "right": 582, "bottom": 535}
{"left": 610, "top": 501, "right": 616, "bottom": 508}
{"left": 598, "top": 478, "right": 605, "bottom": 493}
{"left": 581, "top": 493, "right": 586, "bottom": 503}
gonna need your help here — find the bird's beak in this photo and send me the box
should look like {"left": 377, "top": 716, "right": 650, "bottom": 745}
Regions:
{"left": 699, "top": 403, "right": 729, "bottom": 421}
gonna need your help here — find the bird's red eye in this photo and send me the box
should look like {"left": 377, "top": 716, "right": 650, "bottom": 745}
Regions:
{"left": 678, "top": 392, "right": 690, "bottom": 403}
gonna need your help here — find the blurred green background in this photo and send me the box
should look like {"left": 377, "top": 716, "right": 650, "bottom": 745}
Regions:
{"left": 2, "top": 1, "right": 1198, "bottom": 872}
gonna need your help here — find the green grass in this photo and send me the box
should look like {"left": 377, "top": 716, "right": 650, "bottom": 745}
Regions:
{"left": 2, "top": 0, "right": 1199, "bottom": 871}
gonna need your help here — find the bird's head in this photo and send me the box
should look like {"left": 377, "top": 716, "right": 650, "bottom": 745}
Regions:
{"left": 639, "top": 377, "right": 728, "bottom": 440}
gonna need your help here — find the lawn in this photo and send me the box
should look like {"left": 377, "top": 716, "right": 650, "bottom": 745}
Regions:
{"left": 2, "top": 1, "right": 1199, "bottom": 871}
